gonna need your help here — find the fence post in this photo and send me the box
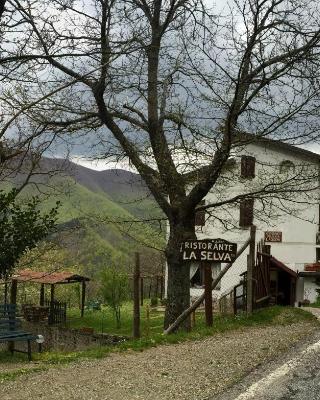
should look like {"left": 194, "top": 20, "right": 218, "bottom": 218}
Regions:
{"left": 40, "top": 284, "right": 45, "bottom": 306}
{"left": 155, "top": 276, "right": 159, "bottom": 299}
{"left": 133, "top": 252, "right": 141, "bottom": 338}
{"left": 160, "top": 275, "right": 164, "bottom": 300}
{"left": 247, "top": 225, "right": 256, "bottom": 315}
{"left": 8, "top": 280, "right": 18, "bottom": 352}
{"left": 203, "top": 263, "right": 213, "bottom": 327}
{"left": 233, "top": 287, "right": 237, "bottom": 315}
{"left": 140, "top": 277, "right": 144, "bottom": 306}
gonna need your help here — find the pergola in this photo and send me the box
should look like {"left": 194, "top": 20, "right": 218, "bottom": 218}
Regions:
{"left": 7, "top": 269, "right": 90, "bottom": 318}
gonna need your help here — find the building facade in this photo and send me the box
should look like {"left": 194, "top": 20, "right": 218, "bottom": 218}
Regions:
{"left": 167, "top": 138, "right": 320, "bottom": 305}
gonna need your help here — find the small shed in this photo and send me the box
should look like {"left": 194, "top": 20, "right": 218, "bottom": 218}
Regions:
{"left": 269, "top": 257, "right": 297, "bottom": 306}
{"left": 8, "top": 269, "right": 90, "bottom": 322}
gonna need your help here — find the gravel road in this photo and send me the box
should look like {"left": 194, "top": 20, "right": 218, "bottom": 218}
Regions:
{"left": 0, "top": 321, "right": 317, "bottom": 400}
{"left": 210, "top": 308, "right": 320, "bottom": 400}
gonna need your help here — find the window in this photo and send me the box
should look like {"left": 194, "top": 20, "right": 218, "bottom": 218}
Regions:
{"left": 241, "top": 156, "right": 256, "bottom": 179}
{"left": 190, "top": 264, "right": 221, "bottom": 290}
{"left": 316, "top": 248, "right": 320, "bottom": 263}
{"left": 239, "top": 198, "right": 254, "bottom": 227}
{"left": 280, "top": 160, "right": 295, "bottom": 174}
{"left": 195, "top": 200, "right": 205, "bottom": 226}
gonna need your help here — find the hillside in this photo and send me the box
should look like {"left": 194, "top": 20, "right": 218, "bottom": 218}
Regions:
{"left": 4, "top": 158, "right": 165, "bottom": 277}
{"left": 34, "top": 158, "right": 159, "bottom": 220}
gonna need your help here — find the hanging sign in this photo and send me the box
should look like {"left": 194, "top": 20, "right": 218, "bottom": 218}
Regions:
{"left": 180, "top": 238, "right": 237, "bottom": 263}
{"left": 264, "top": 231, "right": 282, "bottom": 242}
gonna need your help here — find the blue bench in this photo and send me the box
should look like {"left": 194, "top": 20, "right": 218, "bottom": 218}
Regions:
{"left": 0, "top": 304, "right": 37, "bottom": 361}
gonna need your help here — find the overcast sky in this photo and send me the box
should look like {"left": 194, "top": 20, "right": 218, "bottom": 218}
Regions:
{"left": 42, "top": 0, "right": 320, "bottom": 172}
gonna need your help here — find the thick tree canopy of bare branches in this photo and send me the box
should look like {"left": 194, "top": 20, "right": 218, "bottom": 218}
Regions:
{"left": 1, "top": 0, "right": 320, "bottom": 328}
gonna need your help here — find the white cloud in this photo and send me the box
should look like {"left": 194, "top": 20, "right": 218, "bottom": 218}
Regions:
{"left": 70, "top": 156, "right": 135, "bottom": 171}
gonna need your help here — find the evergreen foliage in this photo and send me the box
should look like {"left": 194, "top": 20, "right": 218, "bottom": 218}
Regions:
{"left": 0, "top": 189, "right": 59, "bottom": 278}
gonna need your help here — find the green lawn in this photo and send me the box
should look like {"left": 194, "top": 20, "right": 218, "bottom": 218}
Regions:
{"left": 66, "top": 302, "right": 165, "bottom": 337}
{"left": 66, "top": 303, "right": 315, "bottom": 339}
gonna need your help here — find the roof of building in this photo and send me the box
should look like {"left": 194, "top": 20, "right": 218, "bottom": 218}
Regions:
{"left": 270, "top": 257, "right": 298, "bottom": 278}
{"left": 11, "top": 269, "right": 90, "bottom": 285}
{"left": 236, "top": 133, "right": 320, "bottom": 162}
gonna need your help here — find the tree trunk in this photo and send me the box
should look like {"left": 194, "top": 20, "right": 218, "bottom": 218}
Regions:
{"left": 164, "top": 220, "right": 196, "bottom": 330}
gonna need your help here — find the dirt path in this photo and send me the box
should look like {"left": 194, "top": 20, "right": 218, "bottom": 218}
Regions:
{"left": 0, "top": 322, "right": 317, "bottom": 400}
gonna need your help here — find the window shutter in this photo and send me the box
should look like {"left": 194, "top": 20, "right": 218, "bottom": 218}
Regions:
{"left": 241, "top": 156, "right": 256, "bottom": 178}
{"left": 195, "top": 200, "right": 205, "bottom": 226}
{"left": 239, "top": 198, "right": 254, "bottom": 227}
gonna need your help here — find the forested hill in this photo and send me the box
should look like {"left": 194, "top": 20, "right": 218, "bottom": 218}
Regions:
{"left": 8, "top": 158, "right": 165, "bottom": 276}
{"left": 38, "top": 158, "right": 154, "bottom": 220}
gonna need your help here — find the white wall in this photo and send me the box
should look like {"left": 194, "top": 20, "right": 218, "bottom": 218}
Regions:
{"left": 303, "top": 278, "right": 320, "bottom": 303}
{"left": 166, "top": 141, "right": 320, "bottom": 299}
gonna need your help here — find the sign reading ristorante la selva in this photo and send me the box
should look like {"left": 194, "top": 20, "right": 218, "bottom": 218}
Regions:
{"left": 180, "top": 238, "right": 237, "bottom": 263}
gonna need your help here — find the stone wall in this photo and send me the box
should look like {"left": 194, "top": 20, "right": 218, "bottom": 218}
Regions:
{"left": 0, "top": 321, "right": 128, "bottom": 353}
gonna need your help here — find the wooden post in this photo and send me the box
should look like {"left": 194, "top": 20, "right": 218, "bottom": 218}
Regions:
{"left": 191, "top": 310, "right": 196, "bottom": 328}
{"left": 8, "top": 280, "right": 18, "bottom": 353}
{"left": 140, "top": 277, "right": 144, "bottom": 306}
{"left": 4, "top": 282, "right": 8, "bottom": 305}
{"left": 133, "top": 252, "right": 141, "bottom": 338}
{"left": 247, "top": 225, "right": 256, "bottom": 315}
{"left": 155, "top": 276, "right": 159, "bottom": 299}
{"left": 10, "top": 280, "right": 17, "bottom": 305}
{"left": 148, "top": 281, "right": 152, "bottom": 299}
{"left": 233, "top": 286, "right": 237, "bottom": 315}
{"left": 203, "top": 263, "right": 213, "bottom": 327}
{"left": 49, "top": 284, "right": 55, "bottom": 325}
{"left": 40, "top": 284, "right": 45, "bottom": 306}
{"left": 160, "top": 275, "right": 164, "bottom": 300}
{"left": 145, "top": 304, "right": 150, "bottom": 337}
{"left": 81, "top": 281, "right": 86, "bottom": 317}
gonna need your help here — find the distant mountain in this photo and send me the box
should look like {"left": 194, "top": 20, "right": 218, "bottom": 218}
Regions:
{"left": 4, "top": 157, "right": 165, "bottom": 276}
{"left": 40, "top": 158, "right": 149, "bottom": 198}
{"left": 37, "top": 158, "right": 157, "bottom": 220}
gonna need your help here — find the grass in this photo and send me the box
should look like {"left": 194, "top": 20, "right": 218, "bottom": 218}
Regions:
{"left": 0, "top": 305, "right": 317, "bottom": 383}
{"left": 305, "top": 301, "right": 320, "bottom": 308}
{"left": 66, "top": 302, "right": 164, "bottom": 336}
{"left": 66, "top": 302, "right": 316, "bottom": 338}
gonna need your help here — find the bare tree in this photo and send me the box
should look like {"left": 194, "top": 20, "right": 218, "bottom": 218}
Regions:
{"left": 0, "top": 0, "right": 6, "bottom": 19}
{"left": 0, "top": 0, "right": 320, "bottom": 329}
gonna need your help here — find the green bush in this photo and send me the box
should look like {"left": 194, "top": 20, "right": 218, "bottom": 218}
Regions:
{"left": 150, "top": 297, "right": 158, "bottom": 307}
{"left": 99, "top": 267, "right": 129, "bottom": 328}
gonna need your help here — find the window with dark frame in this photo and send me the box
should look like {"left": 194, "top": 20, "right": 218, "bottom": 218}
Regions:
{"left": 241, "top": 155, "right": 256, "bottom": 179}
{"left": 239, "top": 198, "right": 254, "bottom": 227}
{"left": 195, "top": 200, "right": 205, "bottom": 226}
{"left": 316, "top": 247, "right": 320, "bottom": 263}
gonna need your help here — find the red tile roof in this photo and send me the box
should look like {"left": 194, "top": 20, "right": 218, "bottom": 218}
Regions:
{"left": 12, "top": 269, "right": 90, "bottom": 284}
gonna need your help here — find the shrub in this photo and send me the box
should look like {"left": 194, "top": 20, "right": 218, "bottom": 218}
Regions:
{"left": 99, "top": 267, "right": 129, "bottom": 328}
{"left": 150, "top": 297, "right": 158, "bottom": 307}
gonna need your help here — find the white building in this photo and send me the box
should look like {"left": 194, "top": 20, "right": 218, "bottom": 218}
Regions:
{"left": 169, "top": 137, "right": 320, "bottom": 305}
